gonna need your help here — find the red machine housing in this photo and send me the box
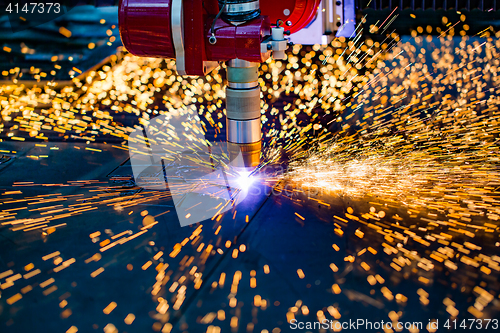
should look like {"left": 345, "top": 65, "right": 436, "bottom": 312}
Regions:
{"left": 119, "top": 0, "right": 176, "bottom": 58}
{"left": 205, "top": 16, "right": 271, "bottom": 63}
{"left": 260, "top": 0, "right": 321, "bottom": 34}
{"left": 118, "top": 0, "right": 320, "bottom": 75}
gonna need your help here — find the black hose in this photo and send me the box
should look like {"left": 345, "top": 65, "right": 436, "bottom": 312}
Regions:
{"left": 209, "top": 0, "right": 228, "bottom": 44}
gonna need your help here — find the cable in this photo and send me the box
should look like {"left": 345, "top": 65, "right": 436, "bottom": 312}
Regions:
{"left": 209, "top": 0, "right": 227, "bottom": 44}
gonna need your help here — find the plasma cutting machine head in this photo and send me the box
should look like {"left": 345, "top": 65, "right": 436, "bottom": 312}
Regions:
{"left": 118, "top": 0, "right": 340, "bottom": 171}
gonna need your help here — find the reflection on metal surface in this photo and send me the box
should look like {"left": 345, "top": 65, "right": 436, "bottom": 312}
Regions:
{"left": 228, "top": 140, "right": 262, "bottom": 170}
{"left": 226, "top": 118, "right": 261, "bottom": 143}
{"left": 172, "top": 0, "right": 186, "bottom": 75}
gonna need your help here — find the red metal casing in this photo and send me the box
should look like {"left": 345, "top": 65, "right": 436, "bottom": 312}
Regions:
{"left": 205, "top": 16, "right": 270, "bottom": 63}
{"left": 119, "top": 0, "right": 319, "bottom": 75}
{"left": 260, "top": 0, "right": 321, "bottom": 34}
{"left": 118, "top": 0, "right": 176, "bottom": 58}
{"left": 184, "top": 0, "right": 219, "bottom": 75}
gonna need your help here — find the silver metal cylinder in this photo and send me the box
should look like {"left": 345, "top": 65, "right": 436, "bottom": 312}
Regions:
{"left": 226, "top": 88, "right": 260, "bottom": 120}
{"left": 227, "top": 118, "right": 261, "bottom": 143}
{"left": 223, "top": 0, "right": 260, "bottom": 13}
{"left": 225, "top": 59, "right": 262, "bottom": 169}
{"left": 225, "top": 59, "right": 261, "bottom": 143}
{"left": 226, "top": 60, "right": 259, "bottom": 89}
{"left": 219, "top": 0, "right": 260, "bottom": 23}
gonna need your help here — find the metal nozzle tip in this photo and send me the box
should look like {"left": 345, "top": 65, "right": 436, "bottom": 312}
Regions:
{"left": 227, "top": 141, "right": 261, "bottom": 171}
